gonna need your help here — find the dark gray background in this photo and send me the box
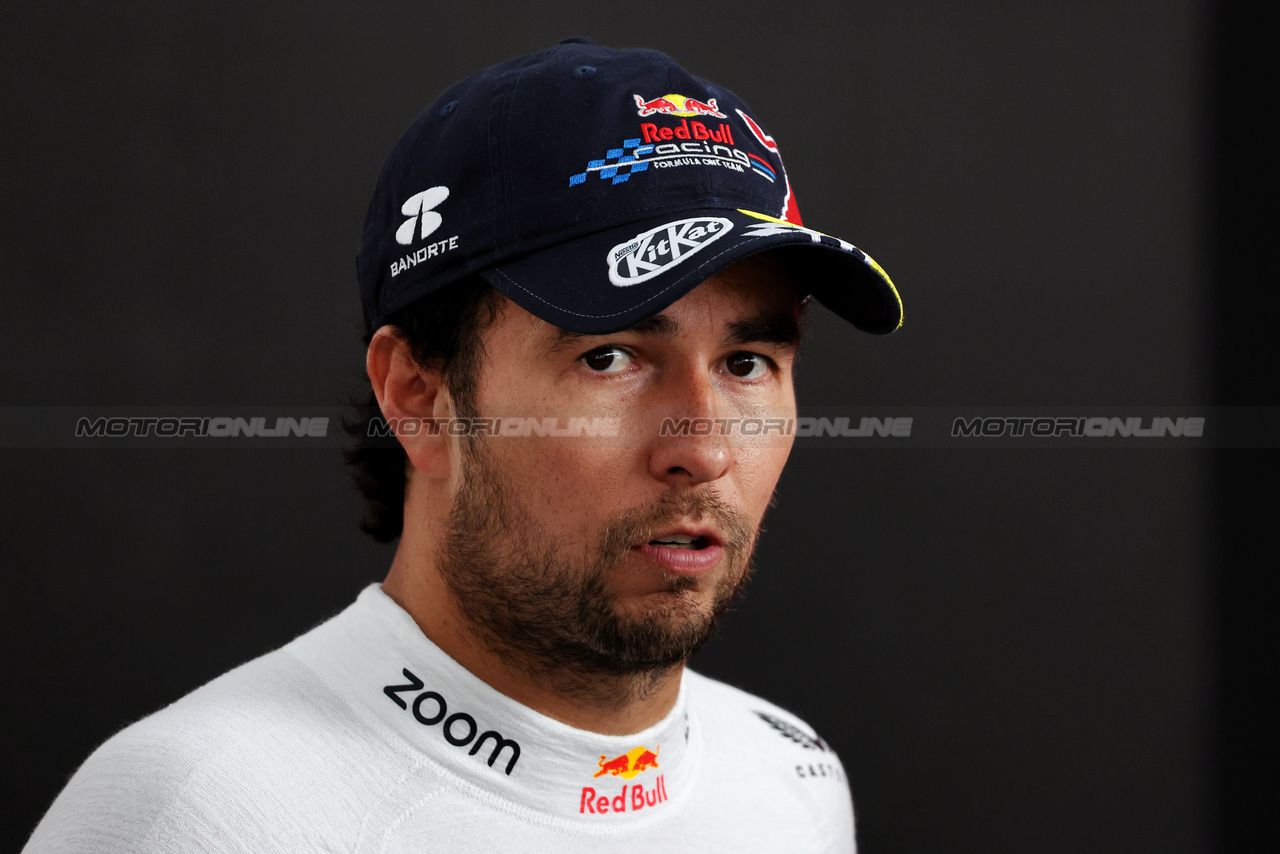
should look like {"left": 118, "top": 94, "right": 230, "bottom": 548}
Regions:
{"left": 4, "top": 2, "right": 1271, "bottom": 851}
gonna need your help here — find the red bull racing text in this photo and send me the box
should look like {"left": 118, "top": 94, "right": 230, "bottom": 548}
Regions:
{"left": 569, "top": 95, "right": 780, "bottom": 188}
{"left": 639, "top": 118, "right": 735, "bottom": 146}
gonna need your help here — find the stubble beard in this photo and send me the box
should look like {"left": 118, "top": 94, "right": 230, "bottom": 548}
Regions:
{"left": 435, "top": 433, "right": 760, "bottom": 705}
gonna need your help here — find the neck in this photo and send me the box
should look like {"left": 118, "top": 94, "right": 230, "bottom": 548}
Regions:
{"left": 383, "top": 550, "right": 685, "bottom": 735}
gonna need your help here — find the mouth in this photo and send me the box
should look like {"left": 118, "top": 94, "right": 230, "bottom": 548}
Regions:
{"left": 647, "top": 533, "right": 711, "bottom": 550}
{"left": 642, "top": 527, "right": 723, "bottom": 551}
{"left": 632, "top": 527, "right": 725, "bottom": 575}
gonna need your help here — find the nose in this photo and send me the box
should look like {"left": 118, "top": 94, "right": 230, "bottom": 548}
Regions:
{"left": 647, "top": 365, "right": 733, "bottom": 487}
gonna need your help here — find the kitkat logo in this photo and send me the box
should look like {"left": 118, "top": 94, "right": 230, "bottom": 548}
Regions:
{"left": 607, "top": 217, "right": 733, "bottom": 287}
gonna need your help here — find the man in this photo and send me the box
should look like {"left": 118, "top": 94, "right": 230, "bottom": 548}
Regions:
{"left": 25, "top": 39, "right": 901, "bottom": 852}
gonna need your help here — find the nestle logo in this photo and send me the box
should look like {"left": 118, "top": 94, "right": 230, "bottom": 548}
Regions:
{"left": 383, "top": 668, "right": 522, "bottom": 775}
{"left": 606, "top": 216, "right": 733, "bottom": 287}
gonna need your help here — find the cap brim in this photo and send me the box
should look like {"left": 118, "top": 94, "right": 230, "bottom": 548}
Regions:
{"left": 479, "top": 208, "right": 902, "bottom": 335}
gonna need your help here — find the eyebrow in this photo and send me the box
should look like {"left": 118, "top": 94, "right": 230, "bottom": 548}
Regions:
{"left": 722, "top": 310, "right": 802, "bottom": 350}
{"left": 549, "top": 310, "right": 800, "bottom": 352}
{"left": 550, "top": 313, "right": 678, "bottom": 351}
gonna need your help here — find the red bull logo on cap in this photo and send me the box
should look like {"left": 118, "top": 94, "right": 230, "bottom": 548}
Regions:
{"left": 592, "top": 744, "right": 660, "bottom": 779}
{"left": 634, "top": 93, "right": 727, "bottom": 118}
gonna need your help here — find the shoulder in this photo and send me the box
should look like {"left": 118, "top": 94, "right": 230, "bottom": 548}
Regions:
{"left": 683, "top": 670, "right": 856, "bottom": 847}
{"left": 685, "top": 669, "right": 839, "bottom": 757}
{"left": 24, "top": 643, "right": 417, "bottom": 853}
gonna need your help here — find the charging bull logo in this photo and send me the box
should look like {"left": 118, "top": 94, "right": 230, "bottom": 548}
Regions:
{"left": 634, "top": 93, "right": 727, "bottom": 118}
{"left": 593, "top": 745, "right": 660, "bottom": 779}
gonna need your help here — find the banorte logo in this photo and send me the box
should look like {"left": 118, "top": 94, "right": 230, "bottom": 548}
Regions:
{"left": 579, "top": 745, "right": 669, "bottom": 815}
{"left": 395, "top": 187, "right": 449, "bottom": 245}
{"left": 389, "top": 185, "right": 460, "bottom": 278}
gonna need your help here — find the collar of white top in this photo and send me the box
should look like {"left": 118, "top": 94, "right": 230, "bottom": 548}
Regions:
{"left": 286, "top": 584, "right": 701, "bottom": 825}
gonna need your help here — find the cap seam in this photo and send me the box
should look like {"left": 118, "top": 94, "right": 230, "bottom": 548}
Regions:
{"left": 503, "top": 64, "right": 532, "bottom": 254}
{"left": 487, "top": 88, "right": 503, "bottom": 261}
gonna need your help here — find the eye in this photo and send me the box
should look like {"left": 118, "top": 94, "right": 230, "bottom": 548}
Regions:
{"left": 581, "top": 346, "right": 634, "bottom": 374}
{"left": 724, "top": 352, "right": 770, "bottom": 380}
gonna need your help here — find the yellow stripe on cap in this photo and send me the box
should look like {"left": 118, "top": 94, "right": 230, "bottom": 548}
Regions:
{"left": 738, "top": 209, "right": 903, "bottom": 331}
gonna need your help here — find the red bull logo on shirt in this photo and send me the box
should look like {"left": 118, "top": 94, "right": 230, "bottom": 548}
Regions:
{"left": 581, "top": 745, "right": 667, "bottom": 815}
{"left": 593, "top": 745, "right": 660, "bottom": 779}
{"left": 634, "top": 93, "right": 727, "bottom": 118}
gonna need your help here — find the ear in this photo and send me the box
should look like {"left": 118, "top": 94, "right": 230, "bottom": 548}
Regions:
{"left": 366, "top": 326, "right": 455, "bottom": 479}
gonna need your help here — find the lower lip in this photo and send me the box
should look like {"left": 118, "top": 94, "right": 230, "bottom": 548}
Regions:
{"left": 633, "top": 543, "right": 724, "bottom": 575}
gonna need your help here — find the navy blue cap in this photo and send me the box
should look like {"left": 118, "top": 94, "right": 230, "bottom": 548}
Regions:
{"left": 357, "top": 40, "right": 902, "bottom": 335}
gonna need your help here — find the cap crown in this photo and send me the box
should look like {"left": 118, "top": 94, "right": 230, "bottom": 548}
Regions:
{"left": 358, "top": 42, "right": 799, "bottom": 331}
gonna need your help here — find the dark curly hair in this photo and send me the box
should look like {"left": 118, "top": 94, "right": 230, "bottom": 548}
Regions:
{"left": 342, "top": 276, "right": 503, "bottom": 542}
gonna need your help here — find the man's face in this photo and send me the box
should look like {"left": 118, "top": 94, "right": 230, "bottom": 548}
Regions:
{"left": 433, "top": 256, "right": 800, "bottom": 679}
